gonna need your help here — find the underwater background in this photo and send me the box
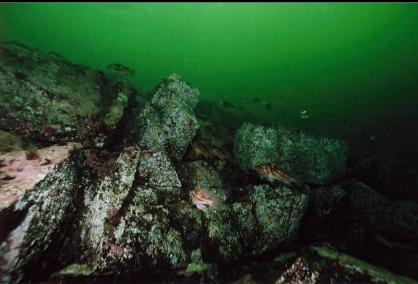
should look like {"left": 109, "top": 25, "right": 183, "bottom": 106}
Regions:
{"left": 1, "top": 3, "right": 418, "bottom": 283}
{"left": 1, "top": 3, "right": 418, "bottom": 159}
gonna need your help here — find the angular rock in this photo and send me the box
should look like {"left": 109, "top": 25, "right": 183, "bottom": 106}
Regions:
{"left": 275, "top": 126, "right": 348, "bottom": 185}
{"left": 178, "top": 160, "right": 225, "bottom": 190}
{"left": 137, "top": 150, "right": 181, "bottom": 188}
{"left": 129, "top": 104, "right": 167, "bottom": 150}
{"left": 125, "top": 74, "right": 200, "bottom": 161}
{"left": 0, "top": 143, "right": 81, "bottom": 210}
{"left": 161, "top": 99, "right": 200, "bottom": 160}
{"left": 136, "top": 150, "right": 183, "bottom": 203}
{"left": 0, "top": 148, "right": 83, "bottom": 283}
{"left": 233, "top": 122, "right": 280, "bottom": 169}
{"left": 113, "top": 197, "right": 189, "bottom": 271}
{"left": 78, "top": 146, "right": 140, "bottom": 271}
{"left": 169, "top": 201, "right": 203, "bottom": 250}
{"left": 234, "top": 122, "right": 347, "bottom": 184}
{"left": 151, "top": 73, "right": 199, "bottom": 110}
{"left": 102, "top": 79, "right": 131, "bottom": 131}
{"left": 206, "top": 185, "right": 308, "bottom": 261}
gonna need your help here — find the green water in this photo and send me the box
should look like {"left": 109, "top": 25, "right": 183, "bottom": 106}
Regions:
{"left": 1, "top": 3, "right": 418, "bottom": 157}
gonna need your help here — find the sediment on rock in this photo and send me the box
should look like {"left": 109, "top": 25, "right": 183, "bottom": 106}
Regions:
{"left": 234, "top": 122, "right": 347, "bottom": 185}
{"left": 0, "top": 147, "right": 83, "bottom": 283}
{"left": 0, "top": 41, "right": 417, "bottom": 283}
{"left": 124, "top": 73, "right": 200, "bottom": 161}
{"left": 0, "top": 41, "right": 133, "bottom": 148}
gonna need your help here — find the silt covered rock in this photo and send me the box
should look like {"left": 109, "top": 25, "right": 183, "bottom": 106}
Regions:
{"left": 125, "top": 74, "right": 200, "bottom": 161}
{"left": 206, "top": 185, "right": 308, "bottom": 261}
{"left": 0, "top": 41, "right": 133, "bottom": 145}
{"left": 0, "top": 146, "right": 83, "bottom": 283}
{"left": 234, "top": 122, "right": 347, "bottom": 184}
{"left": 78, "top": 146, "right": 140, "bottom": 271}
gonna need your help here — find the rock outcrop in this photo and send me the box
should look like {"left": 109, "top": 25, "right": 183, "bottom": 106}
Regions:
{"left": 0, "top": 41, "right": 134, "bottom": 147}
{"left": 0, "top": 41, "right": 416, "bottom": 283}
{"left": 234, "top": 122, "right": 347, "bottom": 184}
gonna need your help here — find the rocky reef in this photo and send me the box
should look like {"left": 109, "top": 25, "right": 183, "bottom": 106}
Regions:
{"left": 0, "top": 42, "right": 417, "bottom": 284}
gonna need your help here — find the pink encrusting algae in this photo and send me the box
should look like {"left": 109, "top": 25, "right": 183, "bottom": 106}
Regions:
{"left": 0, "top": 143, "right": 81, "bottom": 210}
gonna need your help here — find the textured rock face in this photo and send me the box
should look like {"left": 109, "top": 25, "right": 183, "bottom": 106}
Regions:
{"left": 0, "top": 150, "right": 82, "bottom": 283}
{"left": 0, "top": 143, "right": 81, "bottom": 210}
{"left": 206, "top": 185, "right": 308, "bottom": 261}
{"left": 234, "top": 123, "right": 280, "bottom": 169}
{"left": 0, "top": 42, "right": 133, "bottom": 145}
{"left": 78, "top": 146, "right": 140, "bottom": 271}
{"left": 276, "top": 246, "right": 415, "bottom": 284}
{"left": 275, "top": 127, "right": 347, "bottom": 185}
{"left": 113, "top": 195, "right": 189, "bottom": 270}
{"left": 5, "top": 41, "right": 415, "bottom": 283}
{"left": 125, "top": 73, "right": 200, "bottom": 161}
{"left": 68, "top": 147, "right": 199, "bottom": 274}
{"left": 150, "top": 74, "right": 200, "bottom": 110}
{"left": 137, "top": 150, "right": 181, "bottom": 188}
{"left": 234, "top": 122, "right": 347, "bottom": 184}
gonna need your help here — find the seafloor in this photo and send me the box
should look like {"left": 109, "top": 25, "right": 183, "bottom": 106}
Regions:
{"left": 0, "top": 42, "right": 417, "bottom": 284}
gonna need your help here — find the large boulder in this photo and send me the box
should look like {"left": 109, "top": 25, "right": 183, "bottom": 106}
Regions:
{"left": 0, "top": 145, "right": 83, "bottom": 283}
{"left": 234, "top": 122, "right": 347, "bottom": 184}
{"left": 233, "top": 122, "right": 279, "bottom": 169}
{"left": 77, "top": 146, "right": 140, "bottom": 271}
{"left": 125, "top": 74, "right": 200, "bottom": 161}
{"left": 206, "top": 185, "right": 308, "bottom": 261}
{"left": 0, "top": 41, "right": 134, "bottom": 146}
{"left": 110, "top": 193, "right": 189, "bottom": 271}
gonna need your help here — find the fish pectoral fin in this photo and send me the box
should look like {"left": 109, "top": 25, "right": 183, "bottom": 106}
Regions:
{"left": 196, "top": 204, "right": 208, "bottom": 212}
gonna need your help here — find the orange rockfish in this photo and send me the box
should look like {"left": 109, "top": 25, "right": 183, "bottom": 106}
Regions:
{"left": 191, "top": 179, "right": 223, "bottom": 212}
{"left": 255, "top": 164, "right": 301, "bottom": 186}
{"left": 190, "top": 141, "right": 226, "bottom": 160}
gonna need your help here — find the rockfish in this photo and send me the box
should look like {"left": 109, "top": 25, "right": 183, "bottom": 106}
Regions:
{"left": 191, "top": 179, "right": 223, "bottom": 212}
{"left": 255, "top": 164, "right": 301, "bottom": 186}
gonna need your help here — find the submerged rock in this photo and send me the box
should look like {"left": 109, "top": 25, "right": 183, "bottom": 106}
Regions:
{"left": 233, "top": 122, "right": 280, "bottom": 169}
{"left": 302, "top": 181, "right": 418, "bottom": 279}
{"left": 114, "top": 197, "right": 189, "bottom": 270}
{"left": 137, "top": 150, "right": 181, "bottom": 188}
{"left": 206, "top": 185, "right": 308, "bottom": 261}
{"left": 4, "top": 41, "right": 414, "bottom": 283}
{"left": 125, "top": 73, "right": 200, "bottom": 161}
{"left": 0, "top": 147, "right": 83, "bottom": 283}
{"left": 78, "top": 146, "right": 140, "bottom": 271}
{"left": 234, "top": 122, "right": 347, "bottom": 184}
{"left": 0, "top": 130, "right": 32, "bottom": 153}
{"left": 0, "top": 41, "right": 133, "bottom": 145}
{"left": 0, "top": 143, "right": 81, "bottom": 210}
{"left": 277, "top": 245, "right": 417, "bottom": 284}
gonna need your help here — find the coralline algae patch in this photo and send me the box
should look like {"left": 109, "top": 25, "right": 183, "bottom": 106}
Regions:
{"left": 0, "top": 143, "right": 81, "bottom": 210}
